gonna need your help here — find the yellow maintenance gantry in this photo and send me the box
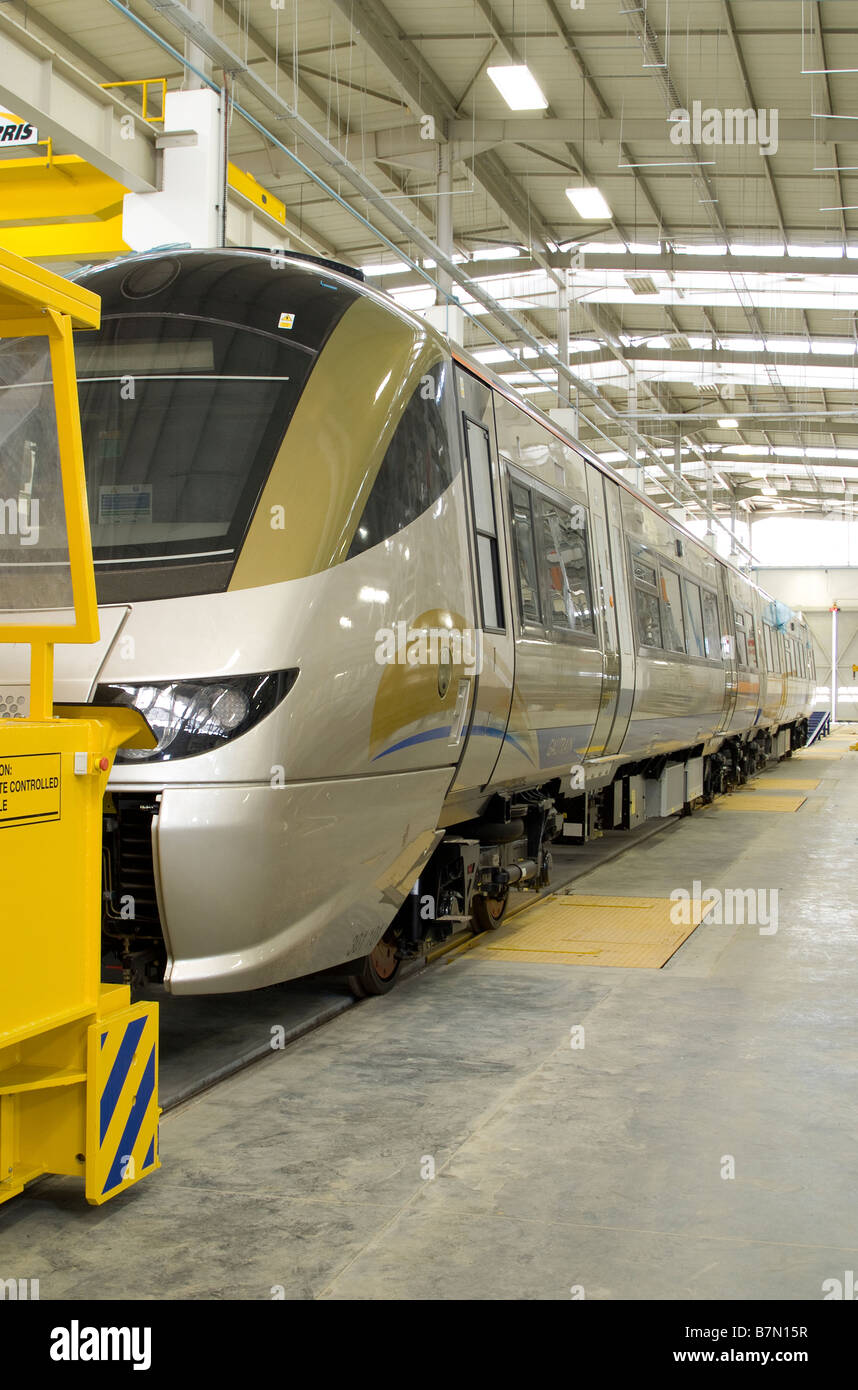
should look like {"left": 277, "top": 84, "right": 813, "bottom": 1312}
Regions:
{"left": 0, "top": 246, "right": 160, "bottom": 1206}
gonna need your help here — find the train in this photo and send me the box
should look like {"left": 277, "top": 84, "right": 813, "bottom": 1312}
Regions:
{"left": 0, "top": 249, "right": 816, "bottom": 996}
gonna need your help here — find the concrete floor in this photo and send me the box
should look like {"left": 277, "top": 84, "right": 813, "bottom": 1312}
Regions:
{"left": 2, "top": 739, "right": 856, "bottom": 1300}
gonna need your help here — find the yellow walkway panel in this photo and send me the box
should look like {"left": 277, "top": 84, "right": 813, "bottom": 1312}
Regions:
{"left": 750, "top": 777, "right": 820, "bottom": 791}
{"left": 479, "top": 894, "right": 714, "bottom": 969}
{"left": 715, "top": 793, "right": 807, "bottom": 813}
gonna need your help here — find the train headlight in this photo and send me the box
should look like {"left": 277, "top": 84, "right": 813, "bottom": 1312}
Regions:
{"left": 94, "top": 671, "right": 298, "bottom": 763}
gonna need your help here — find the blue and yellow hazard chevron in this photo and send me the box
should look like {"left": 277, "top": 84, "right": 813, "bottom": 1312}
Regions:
{"left": 85, "top": 1001, "right": 160, "bottom": 1205}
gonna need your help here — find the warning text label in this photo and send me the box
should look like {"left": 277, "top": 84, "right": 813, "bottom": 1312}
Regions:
{"left": 0, "top": 753, "right": 61, "bottom": 828}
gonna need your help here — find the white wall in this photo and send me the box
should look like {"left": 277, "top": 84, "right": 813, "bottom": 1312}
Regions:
{"left": 749, "top": 515, "right": 858, "bottom": 568}
{"left": 752, "top": 566, "right": 858, "bottom": 713}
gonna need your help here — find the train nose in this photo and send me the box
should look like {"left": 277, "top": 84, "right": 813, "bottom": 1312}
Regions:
{"left": 0, "top": 604, "right": 130, "bottom": 714}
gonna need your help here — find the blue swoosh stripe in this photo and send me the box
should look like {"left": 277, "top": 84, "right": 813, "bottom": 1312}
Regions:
{"left": 373, "top": 724, "right": 533, "bottom": 762}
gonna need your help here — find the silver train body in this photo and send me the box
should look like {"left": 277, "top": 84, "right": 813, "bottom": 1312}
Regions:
{"left": 0, "top": 251, "right": 815, "bottom": 993}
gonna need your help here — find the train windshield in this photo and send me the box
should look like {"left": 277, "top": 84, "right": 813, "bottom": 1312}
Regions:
{"left": 74, "top": 313, "right": 314, "bottom": 596}
{"left": 0, "top": 253, "right": 362, "bottom": 605}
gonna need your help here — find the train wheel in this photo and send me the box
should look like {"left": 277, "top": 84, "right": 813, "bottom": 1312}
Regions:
{"left": 347, "top": 934, "right": 401, "bottom": 998}
{"left": 472, "top": 890, "right": 509, "bottom": 933}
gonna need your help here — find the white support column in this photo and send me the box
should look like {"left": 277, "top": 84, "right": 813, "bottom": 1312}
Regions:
{"left": 185, "top": 0, "right": 214, "bottom": 90}
{"left": 706, "top": 465, "right": 716, "bottom": 549}
{"left": 831, "top": 604, "right": 839, "bottom": 723}
{"left": 556, "top": 276, "right": 570, "bottom": 407}
{"left": 436, "top": 142, "right": 453, "bottom": 304}
{"left": 627, "top": 367, "right": 640, "bottom": 489}
{"left": 123, "top": 89, "right": 223, "bottom": 251}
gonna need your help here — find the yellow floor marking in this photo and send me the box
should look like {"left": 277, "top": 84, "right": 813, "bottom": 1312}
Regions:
{"left": 477, "top": 894, "right": 713, "bottom": 969}
{"left": 792, "top": 751, "right": 843, "bottom": 761}
{"left": 749, "top": 777, "right": 820, "bottom": 791}
{"left": 715, "top": 793, "right": 806, "bottom": 812}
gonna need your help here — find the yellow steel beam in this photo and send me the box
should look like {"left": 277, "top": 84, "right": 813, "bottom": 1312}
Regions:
{"left": 0, "top": 217, "right": 129, "bottom": 261}
{"left": 0, "top": 154, "right": 128, "bottom": 221}
{"left": 228, "top": 162, "right": 286, "bottom": 228}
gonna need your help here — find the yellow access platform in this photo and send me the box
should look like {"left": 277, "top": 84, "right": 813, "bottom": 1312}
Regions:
{"left": 0, "top": 245, "right": 160, "bottom": 1205}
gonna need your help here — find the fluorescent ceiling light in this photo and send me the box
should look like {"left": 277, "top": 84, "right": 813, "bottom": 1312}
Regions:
{"left": 470, "top": 246, "right": 521, "bottom": 261}
{"left": 717, "top": 417, "right": 739, "bottom": 429}
{"left": 566, "top": 186, "right": 613, "bottom": 221}
{"left": 487, "top": 65, "right": 548, "bottom": 110}
{"left": 361, "top": 261, "right": 409, "bottom": 277}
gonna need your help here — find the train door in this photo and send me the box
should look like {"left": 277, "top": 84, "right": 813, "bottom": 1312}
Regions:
{"left": 585, "top": 471, "right": 624, "bottom": 757}
{"left": 602, "top": 476, "right": 636, "bottom": 754}
{"left": 446, "top": 367, "right": 516, "bottom": 794}
{"left": 716, "top": 568, "right": 738, "bottom": 730}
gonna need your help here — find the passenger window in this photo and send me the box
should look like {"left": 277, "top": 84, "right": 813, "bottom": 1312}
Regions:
{"left": 660, "top": 568, "right": 685, "bottom": 653}
{"left": 465, "top": 418, "right": 504, "bottom": 630}
{"left": 509, "top": 482, "right": 542, "bottom": 626}
{"left": 636, "top": 589, "right": 662, "bottom": 648}
{"left": 632, "top": 545, "right": 662, "bottom": 648}
{"left": 348, "top": 361, "right": 458, "bottom": 557}
{"left": 701, "top": 589, "right": 721, "bottom": 659}
{"left": 538, "top": 498, "right": 594, "bottom": 635}
{"left": 736, "top": 630, "right": 748, "bottom": 665}
{"left": 633, "top": 556, "right": 657, "bottom": 587}
{"left": 763, "top": 623, "right": 774, "bottom": 672}
{"left": 682, "top": 579, "right": 706, "bottom": 658}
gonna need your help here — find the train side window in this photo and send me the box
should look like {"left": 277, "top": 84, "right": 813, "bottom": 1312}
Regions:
{"left": 633, "top": 556, "right": 657, "bottom": 587}
{"left": 682, "top": 578, "right": 706, "bottom": 658}
{"left": 348, "top": 360, "right": 458, "bottom": 558}
{"left": 631, "top": 546, "right": 661, "bottom": 648}
{"left": 464, "top": 417, "right": 504, "bottom": 631}
{"left": 537, "top": 497, "right": 595, "bottom": 636}
{"left": 744, "top": 610, "right": 758, "bottom": 667}
{"left": 763, "top": 623, "right": 773, "bottom": 672}
{"left": 660, "top": 566, "right": 685, "bottom": 653}
{"left": 701, "top": 588, "right": 721, "bottom": 659}
{"left": 509, "top": 481, "right": 542, "bottom": 626}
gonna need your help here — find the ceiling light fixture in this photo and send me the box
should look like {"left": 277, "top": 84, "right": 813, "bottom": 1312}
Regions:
{"left": 625, "top": 275, "right": 659, "bottom": 295}
{"left": 717, "top": 417, "right": 739, "bottom": 429}
{"left": 487, "top": 65, "right": 548, "bottom": 111}
{"left": 566, "top": 186, "right": 613, "bottom": 221}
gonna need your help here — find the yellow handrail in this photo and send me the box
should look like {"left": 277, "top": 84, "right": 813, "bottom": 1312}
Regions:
{"left": 100, "top": 77, "right": 167, "bottom": 124}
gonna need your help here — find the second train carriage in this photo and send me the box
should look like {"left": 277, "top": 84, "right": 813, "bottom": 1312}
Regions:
{"left": 0, "top": 249, "right": 815, "bottom": 995}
